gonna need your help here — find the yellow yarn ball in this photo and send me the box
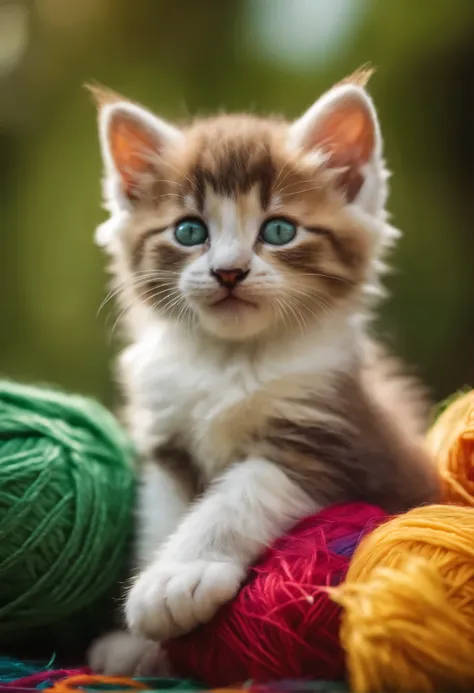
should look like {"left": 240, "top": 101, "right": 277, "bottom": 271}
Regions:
{"left": 426, "top": 389, "right": 474, "bottom": 506}
{"left": 333, "top": 504, "right": 474, "bottom": 693}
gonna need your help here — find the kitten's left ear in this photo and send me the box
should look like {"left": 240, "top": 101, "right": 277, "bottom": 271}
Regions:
{"left": 289, "top": 79, "right": 387, "bottom": 213}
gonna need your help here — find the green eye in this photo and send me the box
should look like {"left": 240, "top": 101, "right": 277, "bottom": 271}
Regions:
{"left": 175, "top": 219, "right": 209, "bottom": 246}
{"left": 260, "top": 218, "right": 297, "bottom": 246}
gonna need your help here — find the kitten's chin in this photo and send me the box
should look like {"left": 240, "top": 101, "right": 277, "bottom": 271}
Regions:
{"left": 194, "top": 299, "right": 273, "bottom": 341}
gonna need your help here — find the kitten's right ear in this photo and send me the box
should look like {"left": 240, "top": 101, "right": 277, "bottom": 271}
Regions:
{"left": 90, "top": 87, "right": 183, "bottom": 213}
{"left": 288, "top": 69, "right": 387, "bottom": 215}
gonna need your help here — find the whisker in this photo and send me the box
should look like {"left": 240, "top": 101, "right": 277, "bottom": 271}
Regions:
{"left": 273, "top": 160, "right": 295, "bottom": 192}
{"left": 280, "top": 271, "right": 354, "bottom": 286}
{"left": 156, "top": 294, "right": 186, "bottom": 317}
{"left": 279, "top": 186, "right": 323, "bottom": 198}
{"left": 106, "top": 286, "right": 182, "bottom": 337}
{"left": 106, "top": 288, "right": 157, "bottom": 336}
{"left": 151, "top": 192, "right": 183, "bottom": 202}
{"left": 99, "top": 279, "right": 180, "bottom": 317}
{"left": 130, "top": 269, "right": 182, "bottom": 276}
{"left": 98, "top": 278, "right": 165, "bottom": 316}
{"left": 275, "top": 297, "right": 291, "bottom": 333}
{"left": 180, "top": 303, "right": 196, "bottom": 338}
{"left": 278, "top": 178, "right": 322, "bottom": 195}
{"left": 176, "top": 299, "right": 190, "bottom": 325}
{"left": 290, "top": 294, "right": 327, "bottom": 321}
{"left": 286, "top": 300, "right": 306, "bottom": 332}
{"left": 159, "top": 160, "right": 196, "bottom": 191}
{"left": 98, "top": 269, "right": 184, "bottom": 315}
{"left": 108, "top": 303, "right": 132, "bottom": 341}
{"left": 278, "top": 295, "right": 305, "bottom": 333}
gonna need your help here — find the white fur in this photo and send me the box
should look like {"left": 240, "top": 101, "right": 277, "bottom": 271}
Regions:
{"left": 134, "top": 463, "right": 190, "bottom": 569}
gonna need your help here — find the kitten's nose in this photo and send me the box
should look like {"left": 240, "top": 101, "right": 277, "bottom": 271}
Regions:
{"left": 211, "top": 268, "right": 249, "bottom": 288}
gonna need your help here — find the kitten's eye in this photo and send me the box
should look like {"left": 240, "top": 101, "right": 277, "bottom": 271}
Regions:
{"left": 175, "top": 218, "right": 209, "bottom": 246}
{"left": 260, "top": 218, "right": 297, "bottom": 246}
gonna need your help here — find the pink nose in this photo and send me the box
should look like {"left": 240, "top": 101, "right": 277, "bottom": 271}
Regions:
{"left": 211, "top": 268, "right": 249, "bottom": 288}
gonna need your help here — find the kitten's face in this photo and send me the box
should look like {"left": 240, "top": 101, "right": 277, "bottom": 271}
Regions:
{"left": 95, "top": 70, "right": 391, "bottom": 342}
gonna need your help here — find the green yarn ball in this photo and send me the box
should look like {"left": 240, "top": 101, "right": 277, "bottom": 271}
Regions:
{"left": 0, "top": 381, "right": 135, "bottom": 636}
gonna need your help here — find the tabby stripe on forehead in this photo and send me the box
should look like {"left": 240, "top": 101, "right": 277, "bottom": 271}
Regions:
{"left": 132, "top": 225, "right": 168, "bottom": 268}
{"left": 191, "top": 167, "right": 206, "bottom": 214}
{"left": 190, "top": 149, "right": 276, "bottom": 211}
{"left": 259, "top": 164, "right": 274, "bottom": 210}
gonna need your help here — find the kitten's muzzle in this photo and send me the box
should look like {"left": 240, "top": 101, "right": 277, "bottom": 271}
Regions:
{"left": 210, "top": 268, "right": 250, "bottom": 289}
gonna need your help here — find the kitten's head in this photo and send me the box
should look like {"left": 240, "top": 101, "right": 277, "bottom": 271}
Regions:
{"left": 93, "top": 69, "right": 397, "bottom": 342}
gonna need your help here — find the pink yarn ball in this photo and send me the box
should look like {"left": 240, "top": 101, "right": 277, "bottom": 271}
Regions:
{"left": 165, "top": 502, "right": 387, "bottom": 686}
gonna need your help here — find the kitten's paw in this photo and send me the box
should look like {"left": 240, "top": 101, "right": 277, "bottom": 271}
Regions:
{"left": 88, "top": 630, "right": 164, "bottom": 676}
{"left": 126, "top": 559, "right": 244, "bottom": 640}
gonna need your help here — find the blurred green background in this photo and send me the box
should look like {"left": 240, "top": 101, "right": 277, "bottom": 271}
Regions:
{"left": 0, "top": 0, "right": 473, "bottom": 407}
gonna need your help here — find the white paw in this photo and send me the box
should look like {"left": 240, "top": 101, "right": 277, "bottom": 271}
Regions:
{"left": 126, "top": 559, "right": 244, "bottom": 640}
{"left": 87, "top": 630, "right": 164, "bottom": 676}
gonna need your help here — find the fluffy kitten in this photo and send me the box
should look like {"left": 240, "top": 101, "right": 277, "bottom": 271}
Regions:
{"left": 88, "top": 70, "right": 439, "bottom": 675}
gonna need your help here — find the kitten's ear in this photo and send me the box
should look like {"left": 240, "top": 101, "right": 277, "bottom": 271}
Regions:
{"left": 289, "top": 79, "right": 386, "bottom": 212}
{"left": 92, "top": 89, "right": 183, "bottom": 212}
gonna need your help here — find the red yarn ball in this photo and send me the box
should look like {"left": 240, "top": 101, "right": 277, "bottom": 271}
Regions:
{"left": 165, "top": 502, "right": 387, "bottom": 686}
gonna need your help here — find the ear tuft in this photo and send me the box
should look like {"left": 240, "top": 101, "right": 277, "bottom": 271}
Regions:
{"left": 336, "top": 64, "right": 375, "bottom": 89}
{"left": 85, "top": 82, "right": 128, "bottom": 109}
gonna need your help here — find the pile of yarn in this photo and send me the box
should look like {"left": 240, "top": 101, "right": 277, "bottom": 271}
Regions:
{"left": 0, "top": 380, "right": 135, "bottom": 639}
{"left": 1, "top": 375, "right": 474, "bottom": 692}
{"left": 166, "top": 389, "right": 474, "bottom": 692}
{"left": 332, "top": 388, "right": 474, "bottom": 692}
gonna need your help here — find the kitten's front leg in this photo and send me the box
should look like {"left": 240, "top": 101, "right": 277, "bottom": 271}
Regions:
{"left": 126, "top": 458, "right": 317, "bottom": 641}
{"left": 88, "top": 461, "right": 192, "bottom": 675}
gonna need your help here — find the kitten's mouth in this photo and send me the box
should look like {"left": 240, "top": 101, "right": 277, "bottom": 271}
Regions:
{"left": 211, "top": 293, "right": 257, "bottom": 311}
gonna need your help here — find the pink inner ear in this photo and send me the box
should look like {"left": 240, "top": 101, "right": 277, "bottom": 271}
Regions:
{"left": 310, "top": 101, "right": 375, "bottom": 169}
{"left": 109, "top": 114, "right": 160, "bottom": 197}
{"left": 307, "top": 98, "right": 375, "bottom": 202}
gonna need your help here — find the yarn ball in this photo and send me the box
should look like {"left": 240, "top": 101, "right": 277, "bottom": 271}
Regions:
{"left": 426, "top": 388, "right": 474, "bottom": 506}
{"left": 165, "top": 503, "right": 387, "bottom": 687}
{"left": 333, "top": 503, "right": 474, "bottom": 693}
{"left": 0, "top": 380, "right": 135, "bottom": 636}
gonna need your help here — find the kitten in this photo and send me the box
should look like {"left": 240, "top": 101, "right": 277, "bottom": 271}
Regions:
{"left": 88, "top": 69, "right": 439, "bottom": 675}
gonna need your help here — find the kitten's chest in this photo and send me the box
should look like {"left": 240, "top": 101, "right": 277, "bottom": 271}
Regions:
{"left": 122, "top": 322, "right": 352, "bottom": 480}
{"left": 122, "top": 335, "right": 277, "bottom": 477}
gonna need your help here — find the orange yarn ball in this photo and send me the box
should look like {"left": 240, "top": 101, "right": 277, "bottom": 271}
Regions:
{"left": 332, "top": 504, "right": 474, "bottom": 693}
{"left": 426, "top": 389, "right": 474, "bottom": 505}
